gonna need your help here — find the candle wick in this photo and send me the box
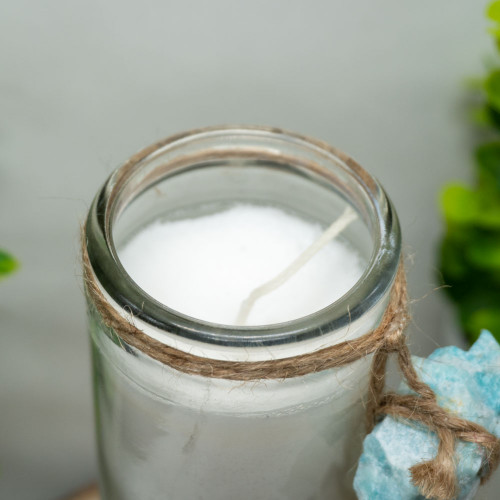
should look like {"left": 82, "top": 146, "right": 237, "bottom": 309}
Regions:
{"left": 235, "top": 206, "right": 358, "bottom": 326}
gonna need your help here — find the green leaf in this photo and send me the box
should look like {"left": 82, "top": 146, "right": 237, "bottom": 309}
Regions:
{"left": 483, "top": 105, "right": 500, "bottom": 129}
{"left": 485, "top": 70, "right": 500, "bottom": 111}
{"left": 476, "top": 142, "right": 500, "bottom": 190}
{"left": 440, "top": 236, "right": 469, "bottom": 282}
{"left": 466, "top": 235, "right": 500, "bottom": 270}
{"left": 0, "top": 250, "right": 19, "bottom": 278}
{"left": 441, "top": 179, "right": 500, "bottom": 229}
{"left": 487, "top": 1, "right": 500, "bottom": 22}
{"left": 477, "top": 206, "right": 500, "bottom": 228}
{"left": 440, "top": 184, "right": 480, "bottom": 225}
{"left": 462, "top": 307, "right": 500, "bottom": 344}
{"left": 470, "top": 105, "right": 500, "bottom": 129}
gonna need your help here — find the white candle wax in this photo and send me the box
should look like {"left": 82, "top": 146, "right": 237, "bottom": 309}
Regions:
{"left": 119, "top": 204, "right": 364, "bottom": 325}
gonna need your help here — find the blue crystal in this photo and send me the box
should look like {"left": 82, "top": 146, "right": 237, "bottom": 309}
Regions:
{"left": 353, "top": 331, "right": 500, "bottom": 499}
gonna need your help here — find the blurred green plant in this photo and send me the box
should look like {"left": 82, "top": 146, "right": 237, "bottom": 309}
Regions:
{"left": 0, "top": 249, "right": 19, "bottom": 280}
{"left": 439, "top": 1, "right": 500, "bottom": 344}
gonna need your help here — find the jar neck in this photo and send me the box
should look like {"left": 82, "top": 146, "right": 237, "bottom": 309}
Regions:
{"left": 85, "top": 126, "right": 401, "bottom": 360}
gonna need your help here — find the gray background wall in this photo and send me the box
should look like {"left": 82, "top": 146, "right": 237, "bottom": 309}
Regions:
{"left": 0, "top": 1, "right": 496, "bottom": 498}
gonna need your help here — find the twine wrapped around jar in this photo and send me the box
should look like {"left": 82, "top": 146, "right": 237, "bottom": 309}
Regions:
{"left": 82, "top": 238, "right": 499, "bottom": 500}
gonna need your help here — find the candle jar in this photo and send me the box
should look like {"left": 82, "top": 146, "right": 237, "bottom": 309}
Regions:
{"left": 84, "top": 126, "right": 401, "bottom": 500}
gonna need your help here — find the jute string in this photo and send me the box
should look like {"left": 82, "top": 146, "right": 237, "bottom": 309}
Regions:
{"left": 82, "top": 237, "right": 499, "bottom": 500}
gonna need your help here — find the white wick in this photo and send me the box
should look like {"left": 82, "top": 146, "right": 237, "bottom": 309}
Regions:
{"left": 235, "top": 206, "right": 358, "bottom": 325}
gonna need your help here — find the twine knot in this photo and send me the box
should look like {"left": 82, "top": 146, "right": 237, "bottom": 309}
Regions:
{"left": 382, "top": 323, "right": 406, "bottom": 353}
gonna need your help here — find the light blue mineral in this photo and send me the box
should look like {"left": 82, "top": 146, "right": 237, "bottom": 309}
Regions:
{"left": 354, "top": 330, "right": 500, "bottom": 500}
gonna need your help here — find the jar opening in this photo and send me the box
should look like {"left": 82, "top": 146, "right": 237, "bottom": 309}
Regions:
{"left": 85, "top": 126, "right": 401, "bottom": 348}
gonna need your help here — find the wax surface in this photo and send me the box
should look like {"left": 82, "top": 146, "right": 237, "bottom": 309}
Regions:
{"left": 119, "top": 204, "right": 364, "bottom": 326}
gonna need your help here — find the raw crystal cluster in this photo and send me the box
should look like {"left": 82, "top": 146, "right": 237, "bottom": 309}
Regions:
{"left": 354, "top": 331, "right": 500, "bottom": 500}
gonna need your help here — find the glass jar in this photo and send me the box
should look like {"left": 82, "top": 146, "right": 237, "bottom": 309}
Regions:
{"left": 84, "top": 126, "right": 401, "bottom": 500}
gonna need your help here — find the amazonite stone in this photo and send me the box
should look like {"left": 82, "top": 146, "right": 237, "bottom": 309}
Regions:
{"left": 354, "top": 331, "right": 500, "bottom": 500}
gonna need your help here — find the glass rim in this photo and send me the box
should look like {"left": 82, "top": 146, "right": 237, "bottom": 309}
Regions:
{"left": 85, "top": 125, "right": 401, "bottom": 348}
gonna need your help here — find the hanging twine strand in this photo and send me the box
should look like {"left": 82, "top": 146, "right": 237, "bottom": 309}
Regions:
{"left": 364, "top": 268, "right": 499, "bottom": 499}
{"left": 82, "top": 233, "right": 499, "bottom": 500}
